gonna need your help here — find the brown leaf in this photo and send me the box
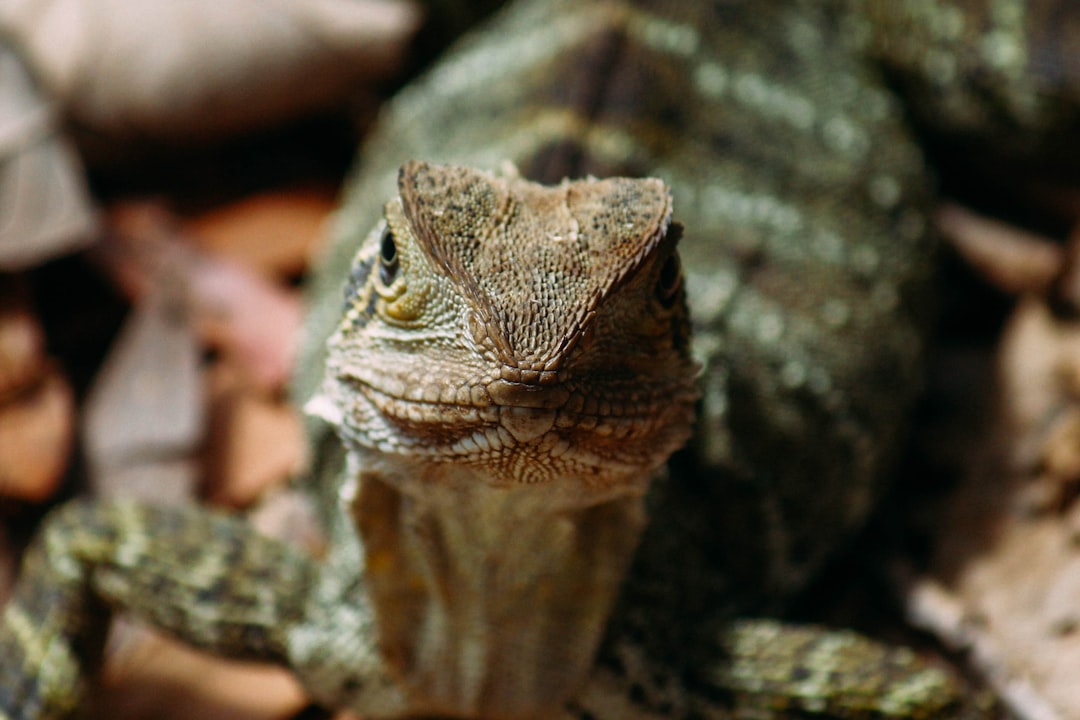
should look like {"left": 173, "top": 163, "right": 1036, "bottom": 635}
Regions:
{"left": 1, "top": 0, "right": 422, "bottom": 141}
{"left": 186, "top": 254, "right": 302, "bottom": 393}
{"left": 186, "top": 189, "right": 336, "bottom": 280}
{"left": 0, "top": 365, "right": 74, "bottom": 502}
{"left": 203, "top": 362, "right": 306, "bottom": 509}
{"left": 0, "top": 41, "right": 96, "bottom": 269}
{"left": 82, "top": 289, "right": 204, "bottom": 501}
{"left": 103, "top": 201, "right": 304, "bottom": 391}
{"left": 909, "top": 295, "right": 1080, "bottom": 720}
{"left": 938, "top": 204, "right": 1064, "bottom": 295}
{"left": 93, "top": 626, "right": 309, "bottom": 720}
{"left": 0, "top": 280, "right": 45, "bottom": 401}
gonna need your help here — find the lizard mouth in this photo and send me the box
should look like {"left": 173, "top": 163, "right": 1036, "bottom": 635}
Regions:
{"left": 484, "top": 377, "right": 571, "bottom": 410}
{"left": 313, "top": 358, "right": 697, "bottom": 486}
{"left": 357, "top": 380, "right": 645, "bottom": 433}
{"left": 351, "top": 376, "right": 680, "bottom": 454}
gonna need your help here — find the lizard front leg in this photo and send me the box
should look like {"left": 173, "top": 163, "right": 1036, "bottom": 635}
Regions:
{"left": 0, "top": 499, "right": 404, "bottom": 720}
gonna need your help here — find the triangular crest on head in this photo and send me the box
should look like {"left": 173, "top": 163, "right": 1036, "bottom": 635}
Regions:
{"left": 398, "top": 161, "right": 673, "bottom": 373}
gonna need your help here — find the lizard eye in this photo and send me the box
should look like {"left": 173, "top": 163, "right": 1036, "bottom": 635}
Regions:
{"left": 378, "top": 226, "right": 400, "bottom": 286}
{"left": 656, "top": 252, "right": 682, "bottom": 306}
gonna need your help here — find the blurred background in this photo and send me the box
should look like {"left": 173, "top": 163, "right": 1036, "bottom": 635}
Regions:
{"left": 2, "top": 2, "right": 1080, "bottom": 718}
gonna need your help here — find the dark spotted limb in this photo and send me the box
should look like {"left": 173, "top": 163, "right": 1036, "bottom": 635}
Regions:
{"left": 0, "top": 500, "right": 316, "bottom": 720}
{"left": 715, "top": 620, "right": 985, "bottom": 719}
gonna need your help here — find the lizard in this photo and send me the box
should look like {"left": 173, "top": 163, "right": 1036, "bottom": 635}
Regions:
{"left": 3, "top": 0, "right": 1078, "bottom": 716}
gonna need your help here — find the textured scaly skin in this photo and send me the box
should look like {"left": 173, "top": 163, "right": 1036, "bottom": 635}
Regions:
{"left": 301, "top": 0, "right": 938, "bottom": 612}
{"left": 307, "top": 162, "right": 700, "bottom": 717}
{"left": 3, "top": 0, "right": 1078, "bottom": 717}
{"left": 1, "top": 160, "right": 704, "bottom": 720}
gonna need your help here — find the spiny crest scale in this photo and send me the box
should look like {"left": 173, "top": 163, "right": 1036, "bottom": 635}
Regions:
{"left": 398, "top": 160, "right": 673, "bottom": 372}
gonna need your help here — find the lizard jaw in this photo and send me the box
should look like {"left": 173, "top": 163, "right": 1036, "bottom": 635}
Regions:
{"left": 314, "top": 373, "right": 690, "bottom": 488}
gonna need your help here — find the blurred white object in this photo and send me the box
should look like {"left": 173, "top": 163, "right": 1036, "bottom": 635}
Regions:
{"left": 0, "top": 42, "right": 97, "bottom": 269}
{"left": 0, "top": 0, "right": 421, "bottom": 140}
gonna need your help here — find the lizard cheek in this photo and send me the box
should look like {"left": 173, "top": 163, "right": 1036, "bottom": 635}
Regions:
{"left": 382, "top": 295, "right": 418, "bottom": 322}
{"left": 380, "top": 283, "right": 429, "bottom": 323}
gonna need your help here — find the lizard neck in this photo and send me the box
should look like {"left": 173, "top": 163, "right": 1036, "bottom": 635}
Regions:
{"left": 351, "top": 449, "right": 649, "bottom": 719}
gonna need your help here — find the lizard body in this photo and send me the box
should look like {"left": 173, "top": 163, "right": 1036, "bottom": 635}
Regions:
{"left": 301, "top": 0, "right": 936, "bottom": 612}
{"left": 309, "top": 162, "right": 698, "bottom": 716}
{"left": 3, "top": 0, "right": 1078, "bottom": 717}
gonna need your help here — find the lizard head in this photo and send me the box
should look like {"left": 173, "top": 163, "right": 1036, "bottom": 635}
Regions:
{"left": 316, "top": 161, "right": 698, "bottom": 492}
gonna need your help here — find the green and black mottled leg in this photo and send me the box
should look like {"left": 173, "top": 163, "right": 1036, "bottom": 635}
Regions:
{"left": 713, "top": 620, "right": 991, "bottom": 719}
{"left": 0, "top": 499, "right": 317, "bottom": 719}
{"left": 574, "top": 620, "right": 991, "bottom": 720}
{"left": 0, "top": 498, "right": 405, "bottom": 720}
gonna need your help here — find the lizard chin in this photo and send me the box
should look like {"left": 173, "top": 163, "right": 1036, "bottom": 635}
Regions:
{"left": 497, "top": 405, "right": 556, "bottom": 443}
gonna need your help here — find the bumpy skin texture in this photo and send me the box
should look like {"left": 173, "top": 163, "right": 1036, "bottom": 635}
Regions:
{"left": 2, "top": 0, "right": 1075, "bottom": 717}
{"left": 858, "top": 0, "right": 1080, "bottom": 170}
{"left": 0, "top": 161, "right": 700, "bottom": 719}
{"left": 307, "top": 162, "right": 700, "bottom": 717}
{"left": 296, "top": 1, "right": 948, "bottom": 714}
{"left": 0, "top": 502, "right": 317, "bottom": 718}
{"left": 301, "top": 0, "right": 937, "bottom": 613}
